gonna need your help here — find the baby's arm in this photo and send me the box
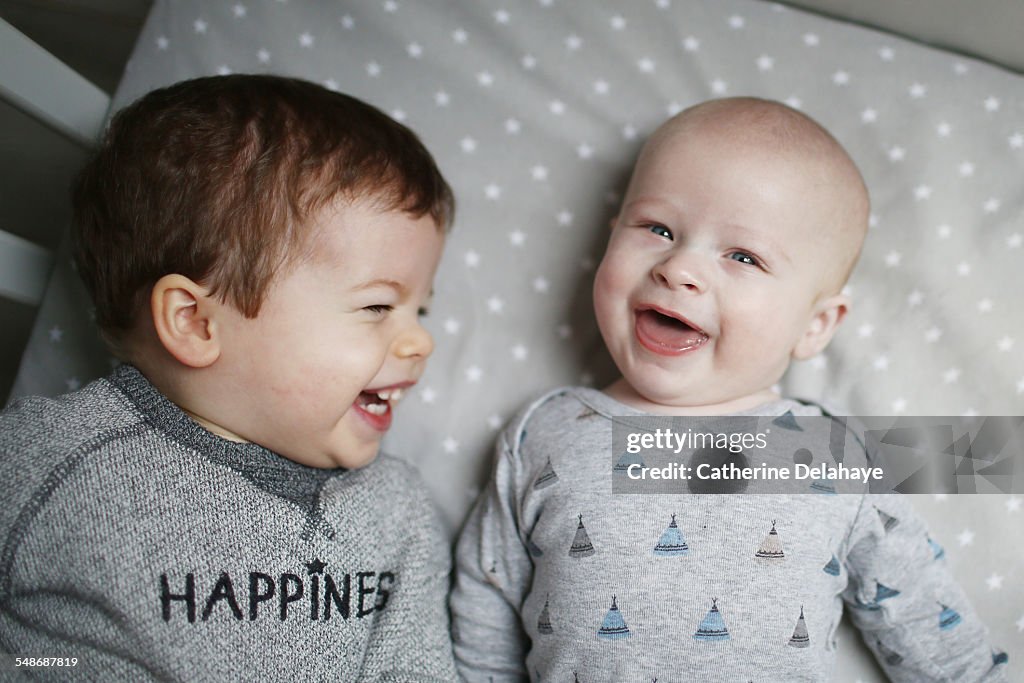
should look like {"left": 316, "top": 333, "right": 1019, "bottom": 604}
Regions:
{"left": 451, "top": 427, "right": 533, "bottom": 682}
{"left": 843, "top": 494, "right": 1008, "bottom": 682}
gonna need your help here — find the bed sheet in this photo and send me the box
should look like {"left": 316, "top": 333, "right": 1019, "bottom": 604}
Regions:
{"left": 10, "top": 1, "right": 1022, "bottom": 678}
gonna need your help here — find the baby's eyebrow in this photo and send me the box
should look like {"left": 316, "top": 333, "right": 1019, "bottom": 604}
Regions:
{"left": 352, "top": 278, "right": 408, "bottom": 296}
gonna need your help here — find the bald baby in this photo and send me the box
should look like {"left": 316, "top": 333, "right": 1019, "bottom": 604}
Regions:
{"left": 640, "top": 96, "right": 870, "bottom": 294}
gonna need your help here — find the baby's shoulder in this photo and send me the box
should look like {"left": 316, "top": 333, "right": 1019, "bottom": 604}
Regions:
{"left": 0, "top": 377, "right": 141, "bottom": 473}
{"left": 497, "top": 387, "right": 609, "bottom": 459}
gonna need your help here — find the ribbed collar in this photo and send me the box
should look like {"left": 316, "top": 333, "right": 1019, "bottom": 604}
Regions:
{"left": 108, "top": 364, "right": 338, "bottom": 539}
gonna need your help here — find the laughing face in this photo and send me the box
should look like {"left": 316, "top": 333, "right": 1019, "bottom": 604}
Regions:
{"left": 209, "top": 197, "right": 445, "bottom": 468}
{"left": 594, "top": 112, "right": 859, "bottom": 415}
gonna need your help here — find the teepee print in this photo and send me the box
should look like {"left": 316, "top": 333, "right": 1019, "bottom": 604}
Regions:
{"left": 569, "top": 514, "right": 596, "bottom": 557}
{"left": 653, "top": 514, "right": 689, "bottom": 556}
{"left": 788, "top": 606, "right": 810, "bottom": 648}
{"left": 537, "top": 595, "right": 554, "bottom": 635}
{"left": 693, "top": 598, "right": 731, "bottom": 641}
{"left": 534, "top": 457, "right": 559, "bottom": 489}
{"left": 927, "top": 535, "right": 945, "bottom": 560}
{"left": 597, "top": 595, "right": 631, "bottom": 639}
{"left": 614, "top": 451, "right": 646, "bottom": 473}
{"left": 854, "top": 580, "right": 901, "bottom": 610}
{"left": 809, "top": 478, "right": 837, "bottom": 495}
{"left": 875, "top": 506, "right": 900, "bottom": 532}
{"left": 822, "top": 554, "right": 841, "bottom": 576}
{"left": 773, "top": 411, "right": 803, "bottom": 431}
{"left": 755, "top": 520, "right": 785, "bottom": 560}
{"left": 938, "top": 602, "right": 962, "bottom": 631}
{"left": 875, "top": 638, "right": 904, "bottom": 666}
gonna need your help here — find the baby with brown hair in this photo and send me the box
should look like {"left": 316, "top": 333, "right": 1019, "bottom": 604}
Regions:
{"left": 0, "top": 75, "right": 456, "bottom": 679}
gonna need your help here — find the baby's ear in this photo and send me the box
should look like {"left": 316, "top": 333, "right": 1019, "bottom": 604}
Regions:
{"left": 150, "top": 274, "right": 222, "bottom": 368}
{"left": 792, "top": 293, "right": 849, "bottom": 361}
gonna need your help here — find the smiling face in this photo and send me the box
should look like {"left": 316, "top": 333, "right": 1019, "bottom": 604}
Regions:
{"left": 594, "top": 102, "right": 867, "bottom": 414}
{"left": 208, "top": 198, "right": 445, "bottom": 468}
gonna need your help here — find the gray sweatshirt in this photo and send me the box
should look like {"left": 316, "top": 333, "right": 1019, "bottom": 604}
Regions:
{"left": 451, "top": 387, "right": 1008, "bottom": 682}
{"left": 0, "top": 365, "right": 457, "bottom": 681}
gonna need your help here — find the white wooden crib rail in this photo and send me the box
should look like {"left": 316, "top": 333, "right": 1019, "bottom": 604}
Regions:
{"left": 0, "top": 17, "right": 109, "bottom": 307}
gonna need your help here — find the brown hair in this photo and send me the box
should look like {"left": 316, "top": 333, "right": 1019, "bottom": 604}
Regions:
{"left": 72, "top": 74, "right": 454, "bottom": 344}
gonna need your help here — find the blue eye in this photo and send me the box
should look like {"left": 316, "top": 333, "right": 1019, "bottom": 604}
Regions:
{"left": 364, "top": 304, "right": 393, "bottom": 315}
{"left": 648, "top": 224, "right": 673, "bottom": 240}
{"left": 729, "top": 251, "right": 760, "bottom": 267}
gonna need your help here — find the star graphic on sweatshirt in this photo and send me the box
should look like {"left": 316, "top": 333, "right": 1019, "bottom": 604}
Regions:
{"left": 306, "top": 559, "right": 327, "bottom": 575}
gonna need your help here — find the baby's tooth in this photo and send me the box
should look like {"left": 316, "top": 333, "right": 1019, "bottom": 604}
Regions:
{"left": 391, "top": 389, "right": 404, "bottom": 402}
{"left": 378, "top": 390, "right": 391, "bottom": 401}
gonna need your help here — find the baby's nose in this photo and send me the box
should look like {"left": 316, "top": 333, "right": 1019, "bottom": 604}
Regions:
{"left": 652, "top": 251, "right": 706, "bottom": 292}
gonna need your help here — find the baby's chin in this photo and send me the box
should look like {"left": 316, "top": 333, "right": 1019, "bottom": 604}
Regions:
{"left": 611, "top": 377, "right": 779, "bottom": 415}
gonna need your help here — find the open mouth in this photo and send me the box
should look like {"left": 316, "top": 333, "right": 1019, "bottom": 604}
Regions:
{"left": 354, "top": 387, "right": 407, "bottom": 430}
{"left": 635, "top": 306, "right": 710, "bottom": 356}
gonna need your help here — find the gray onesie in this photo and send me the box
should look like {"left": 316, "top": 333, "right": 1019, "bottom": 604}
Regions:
{"left": 451, "top": 387, "right": 1007, "bottom": 682}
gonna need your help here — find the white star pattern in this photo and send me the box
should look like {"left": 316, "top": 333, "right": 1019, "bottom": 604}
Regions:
{"left": 464, "top": 250, "right": 480, "bottom": 268}
{"left": 908, "top": 82, "right": 927, "bottom": 98}
{"left": 533, "top": 277, "right": 549, "bottom": 293}
{"left": 983, "top": 96, "right": 1000, "bottom": 112}
{"left": 299, "top": 32, "right": 314, "bottom": 48}
{"left": 924, "top": 327, "right": 942, "bottom": 343}
{"left": 509, "top": 230, "right": 526, "bottom": 246}
{"left": 193, "top": 18, "right": 208, "bottom": 34}
{"left": 803, "top": 33, "right": 819, "bottom": 46}
{"left": 442, "top": 437, "right": 458, "bottom": 453}
{"left": 957, "top": 529, "right": 975, "bottom": 546}
{"left": 419, "top": 387, "right": 437, "bottom": 404}
{"left": 443, "top": 318, "right": 461, "bottom": 335}
{"left": 832, "top": 71, "right": 850, "bottom": 85}
{"left": 48, "top": 326, "right": 63, "bottom": 343}
{"left": 1006, "top": 497, "right": 1022, "bottom": 512}
{"left": 232, "top": 4, "right": 247, "bottom": 18}
{"left": 936, "top": 122, "right": 952, "bottom": 137}
{"left": 465, "top": 366, "right": 482, "bottom": 384}
{"left": 486, "top": 297, "right": 504, "bottom": 314}
{"left": 986, "top": 574, "right": 1004, "bottom": 590}
{"left": 861, "top": 108, "right": 877, "bottom": 123}
{"left": 156, "top": 36, "right": 169, "bottom": 50}
{"left": 484, "top": 184, "right": 501, "bottom": 200}
{"left": 683, "top": 36, "right": 700, "bottom": 52}
{"left": 511, "top": 344, "right": 528, "bottom": 361}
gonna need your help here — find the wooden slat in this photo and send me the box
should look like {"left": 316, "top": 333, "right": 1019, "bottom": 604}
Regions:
{"left": 0, "top": 17, "right": 110, "bottom": 147}
{"left": 0, "top": 230, "right": 53, "bottom": 306}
